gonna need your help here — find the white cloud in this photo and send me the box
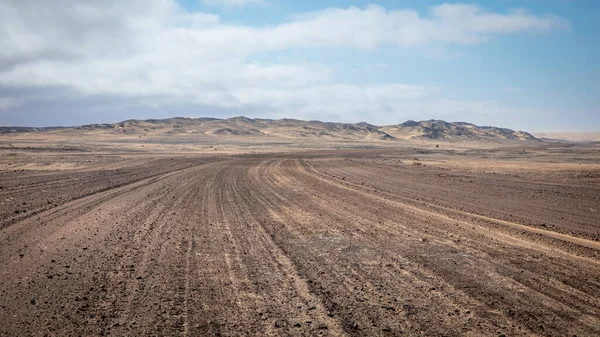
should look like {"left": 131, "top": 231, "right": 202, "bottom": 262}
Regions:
{"left": 0, "top": 1, "right": 569, "bottom": 124}
{"left": 0, "top": 1, "right": 569, "bottom": 63}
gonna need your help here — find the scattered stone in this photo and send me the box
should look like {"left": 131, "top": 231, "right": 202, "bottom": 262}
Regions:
{"left": 403, "top": 304, "right": 416, "bottom": 315}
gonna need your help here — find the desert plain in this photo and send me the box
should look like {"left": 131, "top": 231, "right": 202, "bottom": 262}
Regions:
{"left": 0, "top": 118, "right": 599, "bottom": 336}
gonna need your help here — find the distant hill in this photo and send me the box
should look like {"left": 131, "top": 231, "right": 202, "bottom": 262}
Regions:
{"left": 381, "top": 119, "right": 540, "bottom": 141}
{"left": 0, "top": 117, "right": 541, "bottom": 142}
{"left": 0, "top": 126, "right": 67, "bottom": 133}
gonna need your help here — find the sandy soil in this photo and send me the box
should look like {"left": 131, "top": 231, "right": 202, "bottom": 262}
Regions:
{"left": 0, "top": 141, "right": 599, "bottom": 336}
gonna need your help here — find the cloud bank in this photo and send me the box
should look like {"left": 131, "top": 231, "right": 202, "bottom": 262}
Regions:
{"left": 0, "top": 1, "right": 569, "bottom": 125}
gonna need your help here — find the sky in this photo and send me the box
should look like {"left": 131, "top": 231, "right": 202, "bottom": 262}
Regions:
{"left": 0, "top": 0, "right": 598, "bottom": 131}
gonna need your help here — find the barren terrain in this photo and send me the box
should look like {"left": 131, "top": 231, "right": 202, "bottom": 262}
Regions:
{"left": 0, "top": 128, "right": 599, "bottom": 336}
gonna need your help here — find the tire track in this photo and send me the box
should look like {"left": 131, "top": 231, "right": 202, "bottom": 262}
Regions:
{"left": 1, "top": 151, "right": 599, "bottom": 336}
{"left": 251, "top": 156, "right": 600, "bottom": 336}
{"left": 303, "top": 158, "right": 600, "bottom": 253}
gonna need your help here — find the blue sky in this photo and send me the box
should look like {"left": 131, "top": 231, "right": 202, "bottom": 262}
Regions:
{"left": 0, "top": 0, "right": 598, "bottom": 131}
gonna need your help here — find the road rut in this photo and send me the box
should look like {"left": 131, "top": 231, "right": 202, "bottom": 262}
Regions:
{"left": 1, "top": 152, "right": 599, "bottom": 336}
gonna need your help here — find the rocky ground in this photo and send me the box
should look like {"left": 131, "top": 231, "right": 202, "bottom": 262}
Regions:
{"left": 0, "top": 142, "right": 599, "bottom": 336}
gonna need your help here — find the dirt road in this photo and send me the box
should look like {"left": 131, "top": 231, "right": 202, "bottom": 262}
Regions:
{"left": 1, "top": 149, "right": 599, "bottom": 336}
